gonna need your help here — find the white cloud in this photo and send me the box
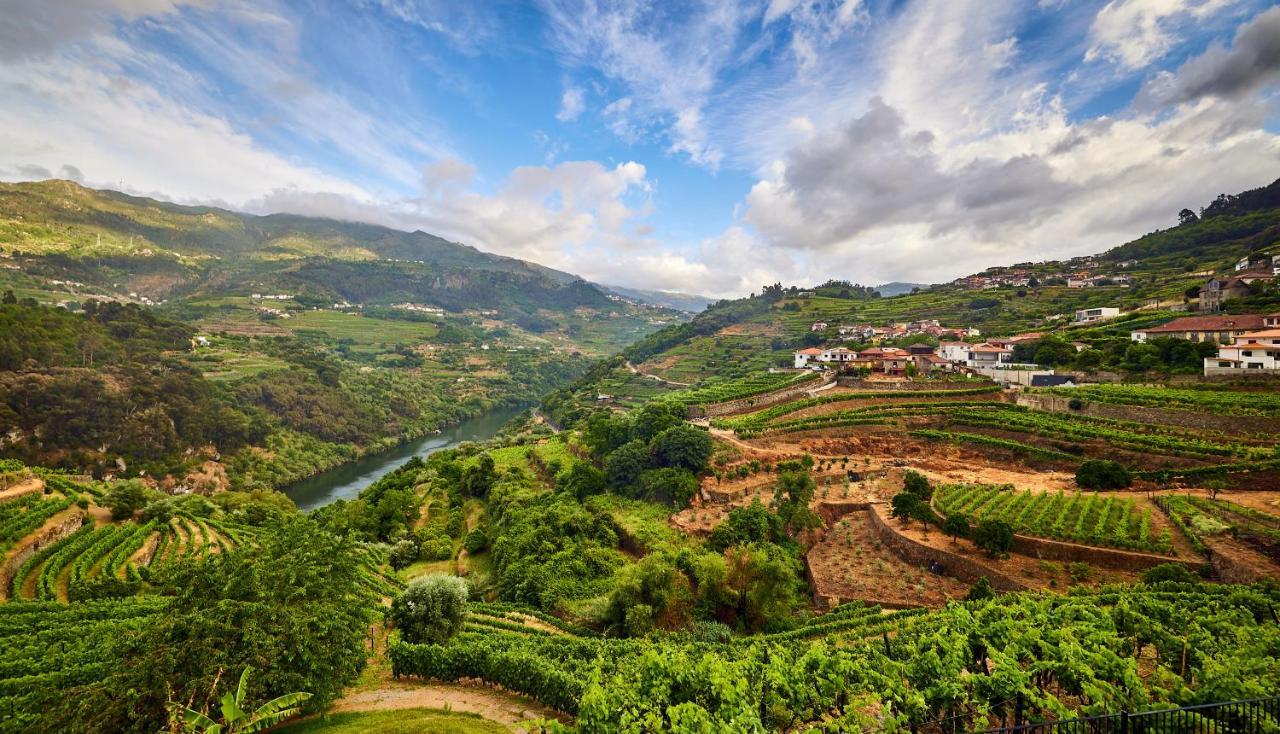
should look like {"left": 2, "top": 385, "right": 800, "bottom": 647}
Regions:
{"left": 0, "top": 54, "right": 367, "bottom": 204}
{"left": 1085, "top": 0, "right": 1235, "bottom": 70}
{"left": 556, "top": 85, "right": 586, "bottom": 122}
{"left": 0, "top": 0, "right": 196, "bottom": 61}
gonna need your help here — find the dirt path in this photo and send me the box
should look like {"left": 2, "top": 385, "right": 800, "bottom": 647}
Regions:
{"left": 709, "top": 428, "right": 791, "bottom": 457}
{"left": 625, "top": 360, "right": 691, "bottom": 387}
{"left": 0, "top": 477, "right": 44, "bottom": 501}
{"left": 331, "top": 681, "right": 567, "bottom": 729}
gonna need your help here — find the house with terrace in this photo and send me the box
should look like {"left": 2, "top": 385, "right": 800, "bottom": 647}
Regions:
{"left": 1205, "top": 329, "right": 1280, "bottom": 375}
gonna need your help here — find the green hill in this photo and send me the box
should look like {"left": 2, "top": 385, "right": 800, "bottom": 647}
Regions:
{"left": 0, "top": 179, "right": 607, "bottom": 320}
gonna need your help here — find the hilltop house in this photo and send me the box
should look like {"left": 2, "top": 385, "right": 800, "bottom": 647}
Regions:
{"left": 1205, "top": 329, "right": 1280, "bottom": 375}
{"left": 1235, "top": 252, "right": 1280, "bottom": 274}
{"left": 1130, "top": 314, "right": 1271, "bottom": 343}
{"left": 1074, "top": 307, "right": 1120, "bottom": 323}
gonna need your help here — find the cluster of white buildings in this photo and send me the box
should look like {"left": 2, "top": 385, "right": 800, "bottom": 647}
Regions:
{"left": 1128, "top": 313, "right": 1280, "bottom": 375}
{"left": 794, "top": 341, "right": 1017, "bottom": 374}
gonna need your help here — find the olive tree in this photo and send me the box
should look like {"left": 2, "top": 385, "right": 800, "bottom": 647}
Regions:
{"left": 390, "top": 574, "right": 469, "bottom": 644}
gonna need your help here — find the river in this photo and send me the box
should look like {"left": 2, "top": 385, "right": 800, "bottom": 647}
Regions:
{"left": 283, "top": 405, "right": 525, "bottom": 511}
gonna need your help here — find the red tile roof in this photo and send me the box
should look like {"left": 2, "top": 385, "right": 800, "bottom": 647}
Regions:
{"left": 1140, "top": 315, "right": 1266, "bottom": 333}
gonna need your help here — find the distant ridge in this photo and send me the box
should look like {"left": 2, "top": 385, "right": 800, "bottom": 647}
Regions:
{"left": 603, "top": 285, "right": 713, "bottom": 313}
{"left": 875, "top": 282, "right": 930, "bottom": 297}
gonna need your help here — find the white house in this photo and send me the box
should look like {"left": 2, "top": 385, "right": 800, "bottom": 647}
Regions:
{"left": 1074, "top": 307, "right": 1120, "bottom": 323}
{"left": 820, "top": 347, "right": 859, "bottom": 363}
{"left": 967, "top": 343, "right": 1013, "bottom": 367}
{"left": 1205, "top": 329, "right": 1280, "bottom": 375}
{"left": 794, "top": 347, "right": 824, "bottom": 369}
{"left": 936, "top": 342, "right": 971, "bottom": 364}
{"left": 810, "top": 321, "right": 829, "bottom": 332}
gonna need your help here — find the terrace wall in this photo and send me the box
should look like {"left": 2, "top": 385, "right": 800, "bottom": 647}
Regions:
{"left": 690, "top": 375, "right": 835, "bottom": 418}
{"left": 0, "top": 510, "right": 85, "bottom": 598}
{"left": 862, "top": 505, "right": 1028, "bottom": 592}
{"left": 1016, "top": 393, "right": 1280, "bottom": 435}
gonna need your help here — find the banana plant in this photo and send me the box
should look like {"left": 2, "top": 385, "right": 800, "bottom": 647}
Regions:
{"left": 165, "top": 666, "right": 311, "bottom": 734}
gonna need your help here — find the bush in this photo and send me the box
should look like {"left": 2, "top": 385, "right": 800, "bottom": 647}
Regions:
{"left": 1076, "top": 460, "right": 1132, "bottom": 490}
{"left": 689, "top": 620, "right": 733, "bottom": 644}
{"left": 972, "top": 519, "right": 1014, "bottom": 558}
{"left": 1141, "top": 562, "right": 1199, "bottom": 584}
{"left": 966, "top": 577, "right": 995, "bottom": 601}
{"left": 463, "top": 527, "right": 488, "bottom": 554}
{"left": 389, "top": 574, "right": 469, "bottom": 644}
{"left": 1068, "top": 397, "right": 1085, "bottom": 410}
{"left": 388, "top": 539, "right": 419, "bottom": 570}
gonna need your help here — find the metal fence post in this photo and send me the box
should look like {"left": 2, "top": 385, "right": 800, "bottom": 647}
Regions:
{"left": 1120, "top": 710, "right": 1129, "bottom": 734}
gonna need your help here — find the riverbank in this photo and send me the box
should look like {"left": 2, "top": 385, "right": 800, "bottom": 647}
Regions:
{"left": 283, "top": 404, "right": 525, "bottom": 510}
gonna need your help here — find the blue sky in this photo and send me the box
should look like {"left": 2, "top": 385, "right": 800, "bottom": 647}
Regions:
{"left": 1, "top": 0, "right": 1279, "bottom": 296}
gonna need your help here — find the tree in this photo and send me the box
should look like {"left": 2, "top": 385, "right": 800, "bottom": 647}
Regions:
{"left": 390, "top": 574, "right": 469, "bottom": 645}
{"left": 1, "top": 289, "right": 15, "bottom": 304}
{"left": 104, "top": 480, "right": 150, "bottom": 520}
{"left": 46, "top": 518, "right": 373, "bottom": 734}
{"left": 559, "top": 461, "right": 607, "bottom": 500}
{"left": 605, "top": 440, "right": 649, "bottom": 491}
{"left": 773, "top": 470, "right": 822, "bottom": 536}
{"left": 1076, "top": 460, "right": 1132, "bottom": 490}
{"left": 902, "top": 470, "right": 932, "bottom": 500}
{"left": 941, "top": 513, "right": 970, "bottom": 542}
{"left": 972, "top": 520, "right": 1014, "bottom": 558}
{"left": 638, "top": 467, "right": 699, "bottom": 507}
{"left": 461, "top": 454, "right": 497, "bottom": 498}
{"left": 1178, "top": 208, "right": 1199, "bottom": 226}
{"left": 650, "top": 425, "right": 713, "bottom": 473}
{"left": 164, "top": 667, "right": 311, "bottom": 734}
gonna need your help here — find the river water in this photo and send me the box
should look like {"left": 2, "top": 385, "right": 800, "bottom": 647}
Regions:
{"left": 283, "top": 405, "right": 525, "bottom": 511}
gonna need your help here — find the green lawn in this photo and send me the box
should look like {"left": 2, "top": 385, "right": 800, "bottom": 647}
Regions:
{"left": 274, "top": 708, "right": 508, "bottom": 733}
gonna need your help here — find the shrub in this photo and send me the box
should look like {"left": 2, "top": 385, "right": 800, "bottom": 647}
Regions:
{"left": 972, "top": 519, "right": 1014, "bottom": 558}
{"left": 463, "top": 527, "right": 488, "bottom": 554}
{"left": 966, "top": 577, "right": 995, "bottom": 601}
{"left": 1141, "top": 562, "right": 1199, "bottom": 584}
{"left": 689, "top": 620, "right": 733, "bottom": 644}
{"left": 1068, "top": 397, "right": 1085, "bottom": 410}
{"left": 389, "top": 574, "right": 469, "bottom": 644}
{"left": 388, "top": 539, "right": 419, "bottom": 570}
{"left": 1076, "top": 460, "right": 1132, "bottom": 490}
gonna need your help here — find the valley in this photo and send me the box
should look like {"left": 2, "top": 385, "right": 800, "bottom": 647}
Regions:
{"left": 1, "top": 179, "right": 1279, "bottom": 734}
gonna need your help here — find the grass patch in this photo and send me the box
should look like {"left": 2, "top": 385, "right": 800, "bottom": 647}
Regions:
{"left": 274, "top": 708, "right": 509, "bottom": 734}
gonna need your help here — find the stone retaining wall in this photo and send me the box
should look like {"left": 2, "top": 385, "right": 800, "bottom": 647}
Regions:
{"left": 864, "top": 505, "right": 1028, "bottom": 591}
{"left": 0, "top": 511, "right": 85, "bottom": 599}
{"left": 1017, "top": 393, "right": 1280, "bottom": 435}
{"left": 691, "top": 374, "right": 834, "bottom": 418}
{"left": 1007, "top": 531, "right": 1198, "bottom": 572}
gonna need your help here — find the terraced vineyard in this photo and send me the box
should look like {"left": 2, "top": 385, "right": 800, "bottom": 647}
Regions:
{"left": 0, "top": 491, "right": 73, "bottom": 553}
{"left": 945, "top": 405, "right": 1272, "bottom": 460}
{"left": 711, "top": 384, "right": 1002, "bottom": 435}
{"left": 1037, "top": 384, "right": 1280, "bottom": 417}
{"left": 1156, "top": 494, "right": 1280, "bottom": 558}
{"left": 669, "top": 370, "right": 822, "bottom": 407}
{"left": 934, "top": 483, "right": 1175, "bottom": 554}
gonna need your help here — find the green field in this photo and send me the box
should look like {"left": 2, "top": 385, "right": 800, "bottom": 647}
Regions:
{"left": 283, "top": 311, "right": 440, "bottom": 344}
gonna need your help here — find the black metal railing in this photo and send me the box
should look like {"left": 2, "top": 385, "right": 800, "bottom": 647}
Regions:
{"left": 963, "top": 696, "right": 1280, "bottom": 734}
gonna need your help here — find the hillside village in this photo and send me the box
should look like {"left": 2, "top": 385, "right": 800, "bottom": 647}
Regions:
{"left": 796, "top": 250, "right": 1280, "bottom": 380}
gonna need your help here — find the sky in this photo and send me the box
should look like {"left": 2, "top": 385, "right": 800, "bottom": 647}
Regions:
{"left": 2, "top": 0, "right": 1280, "bottom": 298}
